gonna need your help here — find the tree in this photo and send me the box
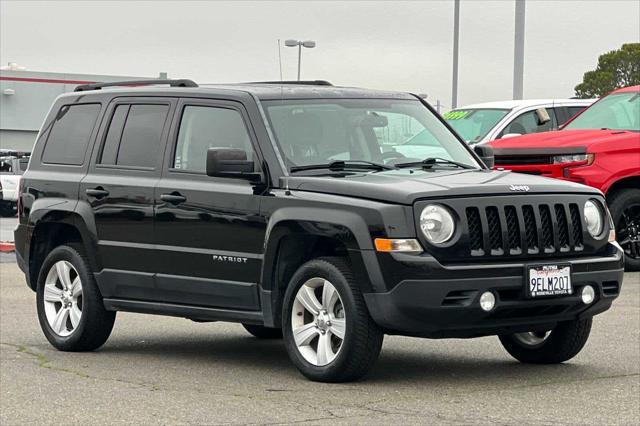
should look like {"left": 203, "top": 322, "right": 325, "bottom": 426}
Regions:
{"left": 574, "top": 43, "right": 640, "bottom": 98}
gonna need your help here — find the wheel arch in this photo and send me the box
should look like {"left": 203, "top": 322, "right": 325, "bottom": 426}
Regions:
{"left": 605, "top": 175, "right": 640, "bottom": 199}
{"left": 260, "top": 208, "right": 378, "bottom": 327}
{"left": 27, "top": 200, "right": 99, "bottom": 291}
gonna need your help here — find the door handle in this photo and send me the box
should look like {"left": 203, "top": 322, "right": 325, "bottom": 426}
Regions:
{"left": 161, "top": 192, "right": 187, "bottom": 204}
{"left": 86, "top": 187, "right": 109, "bottom": 198}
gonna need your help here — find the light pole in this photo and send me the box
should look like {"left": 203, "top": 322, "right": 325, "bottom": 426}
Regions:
{"left": 451, "top": 0, "right": 460, "bottom": 109}
{"left": 284, "top": 39, "right": 316, "bottom": 80}
{"left": 513, "top": 0, "right": 526, "bottom": 99}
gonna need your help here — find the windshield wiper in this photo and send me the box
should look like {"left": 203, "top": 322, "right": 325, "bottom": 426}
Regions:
{"left": 290, "top": 160, "right": 395, "bottom": 173}
{"left": 395, "top": 157, "right": 477, "bottom": 170}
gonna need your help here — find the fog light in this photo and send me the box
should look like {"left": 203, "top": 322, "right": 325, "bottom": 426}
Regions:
{"left": 479, "top": 291, "right": 496, "bottom": 312}
{"left": 581, "top": 285, "right": 595, "bottom": 305}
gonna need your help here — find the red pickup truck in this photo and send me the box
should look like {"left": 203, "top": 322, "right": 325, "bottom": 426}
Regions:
{"left": 489, "top": 86, "right": 640, "bottom": 270}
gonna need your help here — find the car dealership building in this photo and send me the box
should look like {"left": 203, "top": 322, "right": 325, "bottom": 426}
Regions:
{"left": 0, "top": 66, "right": 153, "bottom": 152}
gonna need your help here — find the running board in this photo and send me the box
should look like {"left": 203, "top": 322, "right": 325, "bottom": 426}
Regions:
{"left": 103, "top": 298, "right": 264, "bottom": 325}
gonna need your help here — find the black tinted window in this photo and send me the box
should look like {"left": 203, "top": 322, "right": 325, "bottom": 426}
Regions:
{"left": 99, "top": 105, "right": 129, "bottom": 165}
{"left": 42, "top": 104, "right": 101, "bottom": 165}
{"left": 100, "top": 104, "right": 169, "bottom": 168}
{"left": 174, "top": 106, "right": 253, "bottom": 172}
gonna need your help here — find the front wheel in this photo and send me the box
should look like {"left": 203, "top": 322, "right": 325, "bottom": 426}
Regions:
{"left": 282, "top": 257, "right": 383, "bottom": 382}
{"left": 499, "top": 318, "right": 592, "bottom": 364}
{"left": 608, "top": 188, "right": 640, "bottom": 271}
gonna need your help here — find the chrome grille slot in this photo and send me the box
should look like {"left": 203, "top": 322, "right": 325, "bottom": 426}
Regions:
{"left": 505, "top": 206, "right": 521, "bottom": 254}
{"left": 555, "top": 204, "right": 570, "bottom": 251}
{"left": 466, "top": 207, "right": 483, "bottom": 253}
{"left": 539, "top": 204, "right": 554, "bottom": 252}
{"left": 486, "top": 206, "right": 503, "bottom": 255}
{"left": 523, "top": 205, "right": 539, "bottom": 253}
{"left": 570, "top": 204, "right": 584, "bottom": 250}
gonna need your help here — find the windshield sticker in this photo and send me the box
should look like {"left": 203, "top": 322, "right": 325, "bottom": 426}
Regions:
{"left": 443, "top": 110, "right": 470, "bottom": 120}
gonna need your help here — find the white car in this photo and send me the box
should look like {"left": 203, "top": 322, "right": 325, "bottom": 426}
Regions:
{"left": 0, "top": 151, "right": 29, "bottom": 217}
{"left": 442, "top": 99, "right": 596, "bottom": 145}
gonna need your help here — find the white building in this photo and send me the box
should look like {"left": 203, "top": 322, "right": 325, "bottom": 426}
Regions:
{"left": 0, "top": 66, "right": 154, "bottom": 151}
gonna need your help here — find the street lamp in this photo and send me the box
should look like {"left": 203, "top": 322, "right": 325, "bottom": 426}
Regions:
{"left": 284, "top": 39, "right": 316, "bottom": 81}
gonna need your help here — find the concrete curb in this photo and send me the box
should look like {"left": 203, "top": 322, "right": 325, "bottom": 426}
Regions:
{"left": 0, "top": 242, "right": 16, "bottom": 252}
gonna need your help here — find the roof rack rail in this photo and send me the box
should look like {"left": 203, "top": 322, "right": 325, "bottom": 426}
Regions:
{"left": 245, "top": 80, "right": 333, "bottom": 86}
{"left": 74, "top": 79, "right": 198, "bottom": 92}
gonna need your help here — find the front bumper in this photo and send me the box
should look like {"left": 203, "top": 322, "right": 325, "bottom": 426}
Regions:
{"left": 364, "top": 243, "right": 624, "bottom": 338}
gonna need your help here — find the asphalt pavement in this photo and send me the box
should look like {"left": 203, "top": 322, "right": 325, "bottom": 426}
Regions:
{"left": 0, "top": 260, "right": 638, "bottom": 425}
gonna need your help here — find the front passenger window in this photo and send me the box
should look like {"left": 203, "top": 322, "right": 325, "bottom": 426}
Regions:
{"left": 501, "top": 109, "right": 555, "bottom": 137}
{"left": 174, "top": 106, "right": 253, "bottom": 172}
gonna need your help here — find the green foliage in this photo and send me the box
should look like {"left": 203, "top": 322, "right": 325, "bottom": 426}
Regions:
{"left": 575, "top": 43, "right": 640, "bottom": 98}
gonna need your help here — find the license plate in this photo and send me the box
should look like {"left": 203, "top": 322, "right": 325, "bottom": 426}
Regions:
{"left": 527, "top": 264, "right": 572, "bottom": 298}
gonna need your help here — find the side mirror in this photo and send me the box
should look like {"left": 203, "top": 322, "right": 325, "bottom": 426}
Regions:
{"left": 501, "top": 133, "right": 522, "bottom": 139}
{"left": 206, "top": 148, "right": 260, "bottom": 181}
{"left": 535, "top": 108, "right": 551, "bottom": 125}
{"left": 473, "top": 144, "right": 495, "bottom": 169}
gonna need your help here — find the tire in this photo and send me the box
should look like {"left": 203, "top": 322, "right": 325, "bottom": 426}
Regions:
{"left": 282, "top": 257, "right": 383, "bottom": 382}
{"left": 36, "top": 244, "right": 116, "bottom": 351}
{"left": 608, "top": 188, "right": 640, "bottom": 271}
{"left": 242, "top": 324, "right": 282, "bottom": 339}
{"left": 499, "top": 318, "right": 592, "bottom": 364}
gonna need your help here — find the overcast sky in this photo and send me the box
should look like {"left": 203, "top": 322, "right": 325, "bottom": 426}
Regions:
{"left": 1, "top": 0, "right": 638, "bottom": 108}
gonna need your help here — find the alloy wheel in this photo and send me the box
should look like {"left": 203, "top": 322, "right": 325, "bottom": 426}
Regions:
{"left": 513, "top": 331, "right": 550, "bottom": 347}
{"left": 43, "top": 260, "right": 83, "bottom": 337}
{"left": 618, "top": 203, "right": 640, "bottom": 260}
{"left": 291, "top": 277, "right": 346, "bottom": 366}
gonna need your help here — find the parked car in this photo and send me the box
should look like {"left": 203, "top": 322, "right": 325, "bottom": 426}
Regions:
{"left": 0, "top": 150, "right": 30, "bottom": 217}
{"left": 489, "top": 85, "right": 639, "bottom": 271}
{"left": 441, "top": 99, "right": 595, "bottom": 145}
{"left": 15, "top": 79, "right": 623, "bottom": 382}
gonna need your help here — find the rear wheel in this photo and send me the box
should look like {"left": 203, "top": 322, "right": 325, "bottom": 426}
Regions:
{"left": 36, "top": 244, "right": 116, "bottom": 351}
{"left": 242, "top": 324, "right": 282, "bottom": 339}
{"left": 282, "top": 257, "right": 383, "bottom": 382}
{"left": 608, "top": 188, "right": 640, "bottom": 271}
{"left": 499, "top": 318, "right": 592, "bottom": 364}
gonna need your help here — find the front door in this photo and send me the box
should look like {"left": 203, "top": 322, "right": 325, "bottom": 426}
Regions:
{"left": 153, "top": 98, "right": 266, "bottom": 310}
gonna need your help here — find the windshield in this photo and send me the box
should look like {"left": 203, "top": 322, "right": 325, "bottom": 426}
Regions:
{"left": 262, "top": 99, "right": 480, "bottom": 171}
{"left": 564, "top": 91, "right": 640, "bottom": 131}
{"left": 443, "top": 108, "right": 510, "bottom": 143}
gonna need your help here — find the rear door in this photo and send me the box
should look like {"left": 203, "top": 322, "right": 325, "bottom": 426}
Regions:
{"left": 153, "top": 97, "right": 266, "bottom": 310}
{"left": 80, "top": 97, "right": 176, "bottom": 300}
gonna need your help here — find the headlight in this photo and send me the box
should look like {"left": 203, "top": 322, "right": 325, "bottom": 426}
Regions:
{"left": 420, "top": 204, "right": 455, "bottom": 244}
{"left": 583, "top": 200, "right": 604, "bottom": 237}
{"left": 552, "top": 154, "right": 594, "bottom": 165}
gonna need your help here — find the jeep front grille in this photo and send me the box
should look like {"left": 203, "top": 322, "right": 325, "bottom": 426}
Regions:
{"left": 464, "top": 202, "right": 584, "bottom": 257}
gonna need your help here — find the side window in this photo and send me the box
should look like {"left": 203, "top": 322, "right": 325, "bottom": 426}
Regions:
{"left": 565, "top": 106, "right": 586, "bottom": 124}
{"left": 42, "top": 104, "right": 101, "bottom": 165}
{"left": 501, "top": 109, "right": 555, "bottom": 137}
{"left": 173, "top": 105, "right": 253, "bottom": 173}
{"left": 99, "top": 104, "right": 169, "bottom": 168}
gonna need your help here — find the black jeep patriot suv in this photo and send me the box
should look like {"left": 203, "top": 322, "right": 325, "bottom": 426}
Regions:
{"left": 15, "top": 79, "right": 624, "bottom": 382}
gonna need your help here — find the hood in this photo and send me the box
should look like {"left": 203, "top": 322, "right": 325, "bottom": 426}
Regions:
{"left": 282, "top": 168, "right": 600, "bottom": 205}
{"left": 488, "top": 129, "right": 637, "bottom": 152}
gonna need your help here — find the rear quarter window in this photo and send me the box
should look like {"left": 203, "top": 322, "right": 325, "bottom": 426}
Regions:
{"left": 41, "top": 103, "right": 101, "bottom": 165}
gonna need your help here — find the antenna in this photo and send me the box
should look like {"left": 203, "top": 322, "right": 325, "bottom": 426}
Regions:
{"left": 277, "top": 39, "right": 283, "bottom": 81}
